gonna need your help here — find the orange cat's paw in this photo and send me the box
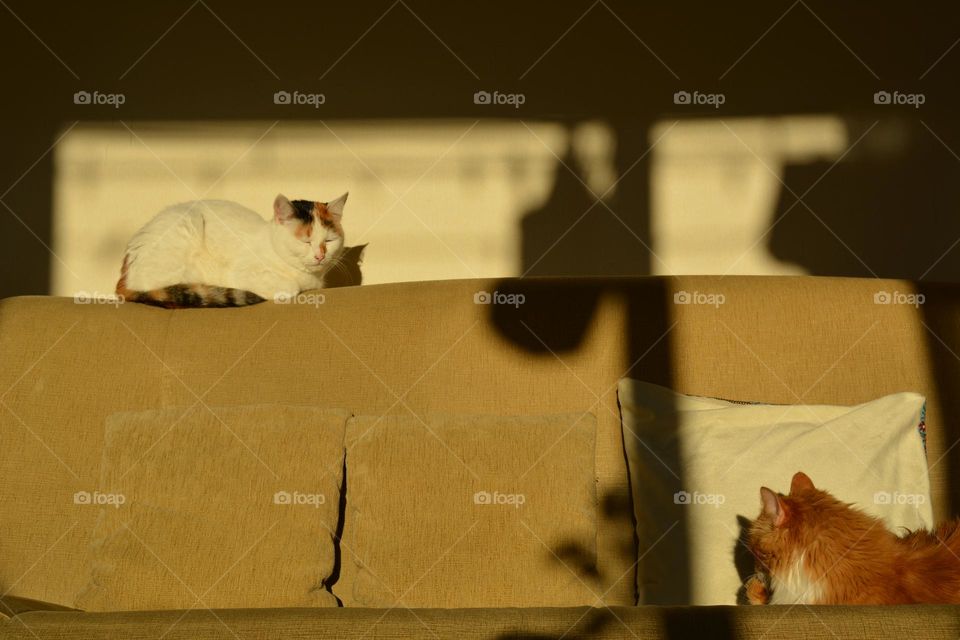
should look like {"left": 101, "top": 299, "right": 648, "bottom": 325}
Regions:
{"left": 746, "top": 575, "right": 770, "bottom": 605}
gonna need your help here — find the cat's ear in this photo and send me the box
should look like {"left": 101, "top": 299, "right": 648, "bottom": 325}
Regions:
{"left": 760, "top": 487, "right": 788, "bottom": 527}
{"left": 274, "top": 194, "right": 295, "bottom": 223}
{"left": 326, "top": 192, "right": 348, "bottom": 219}
{"left": 790, "top": 471, "right": 815, "bottom": 495}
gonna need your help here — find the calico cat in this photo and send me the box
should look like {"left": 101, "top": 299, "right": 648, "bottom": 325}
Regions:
{"left": 116, "top": 193, "right": 349, "bottom": 308}
{"left": 745, "top": 471, "right": 960, "bottom": 605}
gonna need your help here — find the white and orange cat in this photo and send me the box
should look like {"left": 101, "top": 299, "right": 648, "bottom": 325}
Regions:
{"left": 116, "top": 193, "right": 348, "bottom": 308}
{"left": 746, "top": 472, "right": 960, "bottom": 605}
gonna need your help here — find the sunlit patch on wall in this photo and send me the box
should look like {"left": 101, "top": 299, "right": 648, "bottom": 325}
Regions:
{"left": 650, "top": 115, "right": 848, "bottom": 275}
{"left": 52, "top": 116, "right": 853, "bottom": 296}
{"left": 52, "top": 120, "right": 577, "bottom": 296}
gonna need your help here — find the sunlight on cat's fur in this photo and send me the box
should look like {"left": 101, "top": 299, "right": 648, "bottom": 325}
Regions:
{"left": 116, "top": 193, "right": 353, "bottom": 308}
{"left": 745, "top": 472, "right": 960, "bottom": 605}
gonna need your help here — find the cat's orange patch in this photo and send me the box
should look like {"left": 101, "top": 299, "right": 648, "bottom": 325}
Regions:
{"left": 115, "top": 255, "right": 133, "bottom": 299}
{"left": 294, "top": 222, "right": 312, "bottom": 241}
{"left": 314, "top": 201, "right": 344, "bottom": 235}
{"left": 745, "top": 576, "right": 769, "bottom": 604}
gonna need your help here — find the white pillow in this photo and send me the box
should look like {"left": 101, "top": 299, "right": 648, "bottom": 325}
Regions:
{"left": 617, "top": 379, "right": 932, "bottom": 606}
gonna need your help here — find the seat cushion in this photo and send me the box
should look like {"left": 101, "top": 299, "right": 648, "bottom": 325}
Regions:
{"left": 341, "top": 412, "right": 598, "bottom": 607}
{"left": 74, "top": 405, "right": 348, "bottom": 611}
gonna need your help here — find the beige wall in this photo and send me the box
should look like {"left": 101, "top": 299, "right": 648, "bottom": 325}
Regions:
{"left": 52, "top": 117, "right": 845, "bottom": 296}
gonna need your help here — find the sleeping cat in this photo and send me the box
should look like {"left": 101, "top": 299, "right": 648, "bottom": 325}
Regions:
{"left": 116, "top": 193, "right": 349, "bottom": 308}
{"left": 745, "top": 471, "right": 960, "bottom": 605}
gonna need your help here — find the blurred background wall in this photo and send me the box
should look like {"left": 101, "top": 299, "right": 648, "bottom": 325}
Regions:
{"left": 2, "top": 1, "right": 959, "bottom": 297}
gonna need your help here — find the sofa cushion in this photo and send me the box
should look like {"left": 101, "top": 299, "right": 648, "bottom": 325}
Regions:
{"left": 75, "top": 405, "right": 348, "bottom": 611}
{"left": 617, "top": 379, "right": 933, "bottom": 606}
{"left": 341, "top": 412, "right": 598, "bottom": 608}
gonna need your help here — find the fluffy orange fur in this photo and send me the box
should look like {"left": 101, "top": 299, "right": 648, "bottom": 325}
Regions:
{"left": 745, "top": 471, "right": 960, "bottom": 605}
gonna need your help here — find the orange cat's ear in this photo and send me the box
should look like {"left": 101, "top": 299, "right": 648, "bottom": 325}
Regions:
{"left": 790, "top": 471, "right": 815, "bottom": 494}
{"left": 760, "top": 487, "right": 788, "bottom": 527}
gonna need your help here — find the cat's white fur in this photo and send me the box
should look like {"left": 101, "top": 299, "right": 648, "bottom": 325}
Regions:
{"left": 769, "top": 552, "right": 822, "bottom": 604}
{"left": 123, "top": 193, "right": 347, "bottom": 300}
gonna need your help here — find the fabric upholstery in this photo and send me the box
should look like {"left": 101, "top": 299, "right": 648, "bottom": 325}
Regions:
{"left": 74, "top": 406, "right": 346, "bottom": 611}
{"left": 341, "top": 413, "right": 598, "bottom": 607}
{"left": 0, "top": 277, "right": 957, "bottom": 611}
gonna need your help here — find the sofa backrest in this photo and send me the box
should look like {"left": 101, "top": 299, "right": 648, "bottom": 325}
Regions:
{"left": 0, "top": 276, "right": 955, "bottom": 609}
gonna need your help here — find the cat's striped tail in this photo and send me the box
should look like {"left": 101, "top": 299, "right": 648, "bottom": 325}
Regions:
{"left": 120, "top": 283, "right": 265, "bottom": 308}
{"left": 116, "top": 258, "right": 265, "bottom": 309}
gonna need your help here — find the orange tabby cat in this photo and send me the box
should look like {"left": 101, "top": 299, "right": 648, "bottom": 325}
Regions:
{"left": 745, "top": 471, "right": 960, "bottom": 605}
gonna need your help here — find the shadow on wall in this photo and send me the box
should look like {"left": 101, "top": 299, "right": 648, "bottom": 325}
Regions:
{"left": 324, "top": 244, "right": 369, "bottom": 289}
{"left": 520, "top": 123, "right": 652, "bottom": 278}
{"left": 769, "top": 118, "right": 960, "bottom": 282}
{"left": 769, "top": 116, "right": 960, "bottom": 517}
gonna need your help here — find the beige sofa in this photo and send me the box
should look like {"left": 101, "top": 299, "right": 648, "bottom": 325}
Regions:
{"left": 1, "top": 276, "right": 958, "bottom": 638}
